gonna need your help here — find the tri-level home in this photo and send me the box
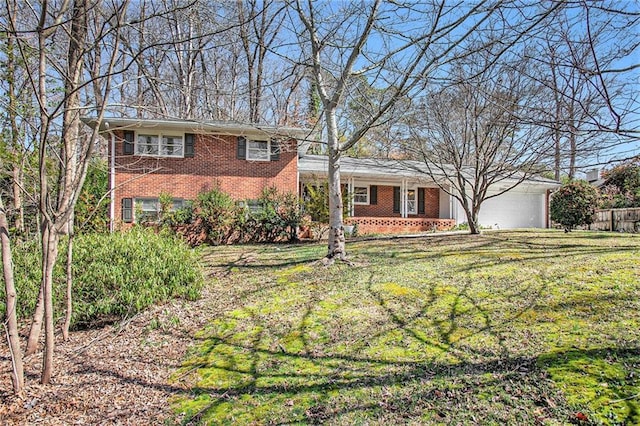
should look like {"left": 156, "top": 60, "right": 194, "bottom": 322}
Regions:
{"left": 82, "top": 117, "right": 559, "bottom": 234}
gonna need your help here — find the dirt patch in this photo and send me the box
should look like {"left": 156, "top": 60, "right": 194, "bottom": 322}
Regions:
{"left": 0, "top": 287, "right": 216, "bottom": 425}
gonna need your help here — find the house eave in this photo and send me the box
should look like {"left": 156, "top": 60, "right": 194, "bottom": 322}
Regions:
{"left": 81, "top": 117, "right": 311, "bottom": 141}
{"left": 298, "top": 154, "right": 561, "bottom": 189}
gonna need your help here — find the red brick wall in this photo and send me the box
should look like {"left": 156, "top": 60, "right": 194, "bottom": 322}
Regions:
{"left": 353, "top": 185, "right": 440, "bottom": 218}
{"left": 110, "top": 130, "right": 297, "bottom": 226}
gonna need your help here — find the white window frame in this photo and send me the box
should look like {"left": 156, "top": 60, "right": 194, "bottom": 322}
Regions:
{"left": 134, "top": 197, "right": 185, "bottom": 222}
{"left": 135, "top": 132, "right": 184, "bottom": 158}
{"left": 247, "top": 139, "right": 270, "bottom": 161}
{"left": 353, "top": 186, "right": 369, "bottom": 205}
{"left": 406, "top": 188, "right": 417, "bottom": 215}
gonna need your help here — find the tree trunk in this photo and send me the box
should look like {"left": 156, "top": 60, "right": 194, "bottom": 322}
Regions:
{"left": 6, "top": 0, "right": 25, "bottom": 234}
{"left": 40, "top": 220, "right": 59, "bottom": 384}
{"left": 468, "top": 207, "right": 481, "bottom": 235}
{"left": 62, "top": 218, "right": 74, "bottom": 340}
{"left": 25, "top": 287, "right": 44, "bottom": 356}
{"left": 1, "top": 195, "right": 24, "bottom": 394}
{"left": 325, "top": 108, "right": 347, "bottom": 260}
{"left": 11, "top": 166, "right": 24, "bottom": 233}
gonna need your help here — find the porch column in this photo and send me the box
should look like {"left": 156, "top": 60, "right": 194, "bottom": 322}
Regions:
{"left": 348, "top": 177, "right": 354, "bottom": 217}
{"left": 401, "top": 179, "right": 407, "bottom": 218}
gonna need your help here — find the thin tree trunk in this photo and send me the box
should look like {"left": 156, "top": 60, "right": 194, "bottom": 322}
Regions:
{"left": 11, "top": 166, "right": 24, "bottom": 233}
{"left": 1, "top": 195, "right": 24, "bottom": 394}
{"left": 62, "top": 217, "right": 74, "bottom": 340}
{"left": 25, "top": 288, "right": 44, "bottom": 356}
{"left": 6, "top": 0, "right": 25, "bottom": 233}
{"left": 568, "top": 115, "right": 577, "bottom": 180}
{"left": 40, "top": 220, "right": 59, "bottom": 384}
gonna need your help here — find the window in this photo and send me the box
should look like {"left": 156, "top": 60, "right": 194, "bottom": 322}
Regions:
{"left": 407, "top": 189, "right": 417, "bottom": 214}
{"left": 135, "top": 133, "right": 184, "bottom": 157}
{"left": 238, "top": 199, "right": 263, "bottom": 213}
{"left": 161, "top": 135, "right": 184, "bottom": 156}
{"left": 247, "top": 140, "right": 269, "bottom": 161}
{"left": 353, "top": 186, "right": 369, "bottom": 204}
{"left": 237, "top": 137, "right": 279, "bottom": 161}
{"left": 135, "top": 197, "right": 184, "bottom": 222}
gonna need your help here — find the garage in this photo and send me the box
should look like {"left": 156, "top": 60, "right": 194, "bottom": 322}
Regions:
{"left": 451, "top": 181, "right": 557, "bottom": 229}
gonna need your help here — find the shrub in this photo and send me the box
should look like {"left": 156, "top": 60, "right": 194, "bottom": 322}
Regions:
{"left": 195, "top": 187, "right": 238, "bottom": 245}
{"left": 550, "top": 180, "right": 598, "bottom": 232}
{"left": 302, "top": 182, "right": 350, "bottom": 222}
{"left": 599, "top": 159, "right": 640, "bottom": 208}
{"left": 0, "top": 228, "right": 203, "bottom": 329}
{"left": 165, "top": 186, "right": 305, "bottom": 245}
{"left": 252, "top": 187, "right": 304, "bottom": 242}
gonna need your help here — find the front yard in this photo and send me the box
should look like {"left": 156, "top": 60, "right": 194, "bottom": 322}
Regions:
{"left": 171, "top": 230, "right": 640, "bottom": 425}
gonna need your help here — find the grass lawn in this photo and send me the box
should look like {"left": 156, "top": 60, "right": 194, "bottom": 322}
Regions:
{"left": 171, "top": 230, "right": 640, "bottom": 425}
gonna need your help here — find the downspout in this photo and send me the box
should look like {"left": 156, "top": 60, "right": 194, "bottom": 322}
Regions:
{"left": 107, "top": 126, "right": 115, "bottom": 233}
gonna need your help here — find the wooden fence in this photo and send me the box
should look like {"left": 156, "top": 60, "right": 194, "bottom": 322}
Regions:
{"left": 590, "top": 208, "right": 640, "bottom": 232}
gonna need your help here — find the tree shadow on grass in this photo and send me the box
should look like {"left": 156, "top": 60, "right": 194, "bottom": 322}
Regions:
{"left": 169, "top": 273, "right": 573, "bottom": 424}
{"left": 172, "top": 233, "right": 639, "bottom": 424}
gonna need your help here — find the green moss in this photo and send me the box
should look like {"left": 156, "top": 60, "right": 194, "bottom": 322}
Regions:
{"left": 170, "top": 231, "right": 640, "bottom": 424}
{"left": 539, "top": 348, "right": 640, "bottom": 425}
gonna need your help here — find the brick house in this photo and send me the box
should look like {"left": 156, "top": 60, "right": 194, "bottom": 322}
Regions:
{"left": 83, "top": 118, "right": 558, "bottom": 233}
{"left": 82, "top": 118, "right": 307, "bottom": 230}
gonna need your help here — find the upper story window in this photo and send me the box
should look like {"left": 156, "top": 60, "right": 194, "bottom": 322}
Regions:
{"left": 123, "top": 131, "right": 194, "bottom": 158}
{"left": 237, "top": 136, "right": 280, "bottom": 162}
{"left": 136, "top": 133, "right": 184, "bottom": 157}
{"left": 353, "top": 186, "right": 369, "bottom": 204}
{"left": 247, "top": 140, "right": 269, "bottom": 161}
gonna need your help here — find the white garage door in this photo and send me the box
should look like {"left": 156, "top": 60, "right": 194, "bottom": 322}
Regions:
{"left": 477, "top": 190, "right": 545, "bottom": 229}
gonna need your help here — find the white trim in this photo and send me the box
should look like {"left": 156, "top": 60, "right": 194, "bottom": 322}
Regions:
{"left": 246, "top": 139, "right": 270, "bottom": 161}
{"left": 353, "top": 185, "right": 369, "bottom": 205}
{"left": 135, "top": 131, "right": 185, "bottom": 158}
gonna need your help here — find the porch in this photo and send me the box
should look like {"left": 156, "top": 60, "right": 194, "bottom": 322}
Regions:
{"left": 299, "top": 155, "right": 458, "bottom": 235}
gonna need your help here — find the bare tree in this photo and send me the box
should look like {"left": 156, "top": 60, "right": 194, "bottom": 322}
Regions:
{"left": 529, "top": 2, "right": 638, "bottom": 179}
{"left": 238, "top": 0, "right": 287, "bottom": 122}
{"left": 7, "top": 0, "right": 127, "bottom": 384}
{"left": 1, "top": 0, "right": 38, "bottom": 234}
{"left": 405, "top": 53, "right": 550, "bottom": 234}
{"left": 289, "top": 0, "right": 562, "bottom": 260}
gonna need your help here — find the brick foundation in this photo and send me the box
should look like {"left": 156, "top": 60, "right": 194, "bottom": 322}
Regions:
{"left": 346, "top": 217, "right": 456, "bottom": 234}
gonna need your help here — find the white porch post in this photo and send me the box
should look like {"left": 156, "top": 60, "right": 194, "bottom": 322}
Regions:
{"left": 401, "top": 179, "right": 407, "bottom": 218}
{"left": 348, "top": 177, "right": 354, "bottom": 217}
